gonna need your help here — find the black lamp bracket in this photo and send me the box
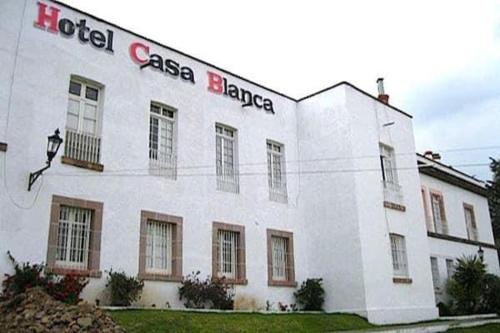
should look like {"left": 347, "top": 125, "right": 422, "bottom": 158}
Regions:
{"left": 28, "top": 161, "right": 51, "bottom": 191}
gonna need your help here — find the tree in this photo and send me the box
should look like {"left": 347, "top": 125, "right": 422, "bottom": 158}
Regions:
{"left": 447, "top": 255, "right": 486, "bottom": 314}
{"left": 487, "top": 158, "right": 500, "bottom": 250}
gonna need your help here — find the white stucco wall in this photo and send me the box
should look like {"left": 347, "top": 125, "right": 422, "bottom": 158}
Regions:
{"left": 420, "top": 173, "right": 500, "bottom": 303}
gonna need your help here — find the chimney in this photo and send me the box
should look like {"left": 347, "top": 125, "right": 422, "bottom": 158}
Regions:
{"left": 377, "top": 78, "right": 389, "bottom": 104}
{"left": 424, "top": 150, "right": 441, "bottom": 161}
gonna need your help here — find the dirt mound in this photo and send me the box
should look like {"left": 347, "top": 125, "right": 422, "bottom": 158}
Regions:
{"left": 0, "top": 287, "right": 125, "bottom": 332}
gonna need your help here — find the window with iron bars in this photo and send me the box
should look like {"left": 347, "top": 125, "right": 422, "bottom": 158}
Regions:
{"left": 271, "top": 236, "right": 289, "bottom": 281}
{"left": 216, "top": 124, "right": 239, "bottom": 193}
{"left": 55, "top": 206, "right": 92, "bottom": 271}
{"left": 65, "top": 78, "right": 102, "bottom": 164}
{"left": 390, "top": 233, "right": 409, "bottom": 277}
{"left": 149, "top": 102, "right": 177, "bottom": 179}
{"left": 217, "top": 229, "right": 239, "bottom": 279}
{"left": 145, "top": 220, "right": 174, "bottom": 275}
{"left": 430, "top": 256, "right": 441, "bottom": 290}
{"left": 267, "top": 141, "right": 287, "bottom": 203}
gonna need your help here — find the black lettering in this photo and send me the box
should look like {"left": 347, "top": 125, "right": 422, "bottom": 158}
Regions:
{"left": 89, "top": 30, "right": 106, "bottom": 48}
{"left": 149, "top": 54, "right": 164, "bottom": 71}
{"left": 105, "top": 30, "right": 114, "bottom": 52}
{"left": 58, "top": 18, "right": 75, "bottom": 36}
{"left": 240, "top": 89, "right": 252, "bottom": 106}
{"left": 228, "top": 84, "right": 239, "bottom": 99}
{"left": 76, "top": 19, "right": 90, "bottom": 42}
{"left": 223, "top": 78, "right": 228, "bottom": 96}
{"left": 263, "top": 99, "right": 274, "bottom": 113}
{"left": 253, "top": 95, "right": 263, "bottom": 108}
{"left": 165, "top": 59, "right": 180, "bottom": 76}
{"left": 180, "top": 67, "right": 195, "bottom": 83}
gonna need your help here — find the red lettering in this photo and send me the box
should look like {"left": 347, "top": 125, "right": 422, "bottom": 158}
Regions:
{"left": 207, "top": 71, "right": 223, "bottom": 94}
{"left": 129, "top": 42, "right": 149, "bottom": 64}
{"left": 34, "top": 2, "right": 60, "bottom": 33}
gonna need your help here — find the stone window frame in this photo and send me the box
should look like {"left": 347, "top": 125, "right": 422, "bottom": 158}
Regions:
{"left": 138, "top": 210, "right": 183, "bottom": 282}
{"left": 463, "top": 203, "right": 478, "bottom": 241}
{"left": 429, "top": 189, "right": 448, "bottom": 235}
{"left": 267, "top": 229, "right": 296, "bottom": 287}
{"left": 212, "top": 222, "right": 247, "bottom": 285}
{"left": 46, "top": 195, "right": 103, "bottom": 278}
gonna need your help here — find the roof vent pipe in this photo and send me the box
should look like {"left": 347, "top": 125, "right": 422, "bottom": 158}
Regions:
{"left": 377, "top": 78, "right": 389, "bottom": 104}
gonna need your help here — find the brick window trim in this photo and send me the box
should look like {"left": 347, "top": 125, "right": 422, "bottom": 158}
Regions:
{"left": 46, "top": 195, "right": 103, "bottom": 277}
{"left": 61, "top": 156, "right": 104, "bottom": 172}
{"left": 138, "top": 210, "right": 183, "bottom": 282}
{"left": 212, "top": 222, "right": 247, "bottom": 285}
{"left": 267, "top": 229, "right": 297, "bottom": 288}
{"left": 383, "top": 201, "right": 406, "bottom": 212}
{"left": 393, "top": 277, "right": 413, "bottom": 284}
{"left": 0, "top": 142, "right": 7, "bottom": 152}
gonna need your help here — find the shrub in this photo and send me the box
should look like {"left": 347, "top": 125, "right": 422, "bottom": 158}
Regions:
{"left": 479, "top": 273, "right": 500, "bottom": 314}
{"left": 178, "top": 271, "right": 234, "bottom": 310}
{"left": 47, "top": 274, "right": 89, "bottom": 305}
{"left": 294, "top": 278, "right": 325, "bottom": 311}
{"left": 2, "top": 252, "right": 52, "bottom": 299}
{"left": 106, "top": 270, "right": 144, "bottom": 306}
{"left": 1, "top": 252, "right": 88, "bottom": 305}
{"left": 447, "top": 255, "right": 487, "bottom": 314}
{"left": 437, "top": 302, "right": 452, "bottom": 316}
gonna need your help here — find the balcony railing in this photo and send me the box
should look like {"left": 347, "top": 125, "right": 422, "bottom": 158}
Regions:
{"left": 64, "top": 130, "right": 101, "bottom": 164}
{"left": 269, "top": 185, "right": 288, "bottom": 203}
{"left": 383, "top": 180, "right": 404, "bottom": 205}
{"left": 216, "top": 167, "right": 239, "bottom": 193}
{"left": 149, "top": 149, "right": 177, "bottom": 179}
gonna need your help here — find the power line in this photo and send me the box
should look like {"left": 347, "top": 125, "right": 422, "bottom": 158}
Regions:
{"left": 38, "top": 144, "right": 500, "bottom": 177}
{"left": 44, "top": 162, "right": 490, "bottom": 179}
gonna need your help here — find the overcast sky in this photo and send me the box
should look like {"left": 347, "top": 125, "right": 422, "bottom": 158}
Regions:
{"left": 63, "top": 0, "right": 500, "bottom": 181}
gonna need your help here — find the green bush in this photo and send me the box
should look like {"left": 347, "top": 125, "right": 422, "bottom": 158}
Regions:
{"left": 479, "top": 273, "right": 500, "bottom": 314}
{"left": 294, "top": 278, "right": 325, "bottom": 311}
{"left": 447, "top": 255, "right": 487, "bottom": 314}
{"left": 106, "top": 270, "right": 144, "bottom": 306}
{"left": 178, "top": 271, "right": 234, "bottom": 310}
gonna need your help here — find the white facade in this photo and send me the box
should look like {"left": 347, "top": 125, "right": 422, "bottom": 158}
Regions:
{"left": 0, "top": 0, "right": 497, "bottom": 325}
{"left": 418, "top": 155, "right": 500, "bottom": 304}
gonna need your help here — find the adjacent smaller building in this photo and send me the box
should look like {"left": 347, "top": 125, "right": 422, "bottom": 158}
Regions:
{"left": 418, "top": 153, "right": 500, "bottom": 304}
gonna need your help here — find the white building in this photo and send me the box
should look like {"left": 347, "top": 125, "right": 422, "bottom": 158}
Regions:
{"left": 418, "top": 154, "right": 500, "bottom": 304}
{"left": 0, "top": 0, "right": 497, "bottom": 325}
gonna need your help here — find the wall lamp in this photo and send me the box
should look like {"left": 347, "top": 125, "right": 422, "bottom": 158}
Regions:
{"left": 28, "top": 129, "right": 63, "bottom": 191}
{"left": 478, "top": 246, "right": 484, "bottom": 261}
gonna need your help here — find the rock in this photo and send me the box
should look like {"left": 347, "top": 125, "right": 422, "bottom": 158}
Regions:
{"left": 0, "top": 288, "right": 124, "bottom": 333}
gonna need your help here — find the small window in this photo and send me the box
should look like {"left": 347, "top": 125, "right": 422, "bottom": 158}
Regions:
{"left": 446, "top": 259, "right": 455, "bottom": 279}
{"left": 430, "top": 257, "right": 440, "bottom": 290}
{"left": 212, "top": 222, "right": 246, "bottom": 284}
{"left": 149, "top": 102, "right": 177, "bottom": 178}
{"left": 267, "top": 141, "right": 287, "bottom": 203}
{"left": 69, "top": 81, "right": 82, "bottom": 96}
{"left": 431, "top": 192, "right": 448, "bottom": 235}
{"left": 216, "top": 124, "right": 239, "bottom": 193}
{"left": 85, "top": 86, "right": 99, "bottom": 101}
{"left": 139, "top": 211, "right": 183, "bottom": 281}
{"left": 390, "top": 234, "right": 408, "bottom": 277}
{"left": 267, "top": 229, "right": 295, "bottom": 286}
{"left": 380, "top": 144, "right": 398, "bottom": 187}
{"left": 463, "top": 204, "right": 478, "bottom": 241}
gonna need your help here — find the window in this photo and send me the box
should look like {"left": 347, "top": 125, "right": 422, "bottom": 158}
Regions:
{"left": 212, "top": 222, "right": 246, "bottom": 284}
{"left": 430, "top": 257, "right": 440, "bottom": 290}
{"left": 390, "top": 234, "right": 408, "bottom": 277}
{"left": 446, "top": 259, "right": 455, "bottom": 279}
{"left": 149, "top": 102, "right": 177, "bottom": 178}
{"left": 64, "top": 78, "right": 102, "bottom": 166}
{"left": 46, "top": 195, "right": 103, "bottom": 277}
{"left": 422, "top": 187, "right": 433, "bottom": 232}
{"left": 267, "top": 229, "right": 295, "bottom": 286}
{"left": 380, "top": 144, "right": 399, "bottom": 189}
{"left": 267, "top": 141, "right": 287, "bottom": 203}
{"left": 430, "top": 192, "right": 448, "bottom": 234}
{"left": 139, "top": 211, "right": 182, "bottom": 281}
{"left": 216, "top": 124, "right": 239, "bottom": 193}
{"left": 463, "top": 204, "right": 478, "bottom": 241}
